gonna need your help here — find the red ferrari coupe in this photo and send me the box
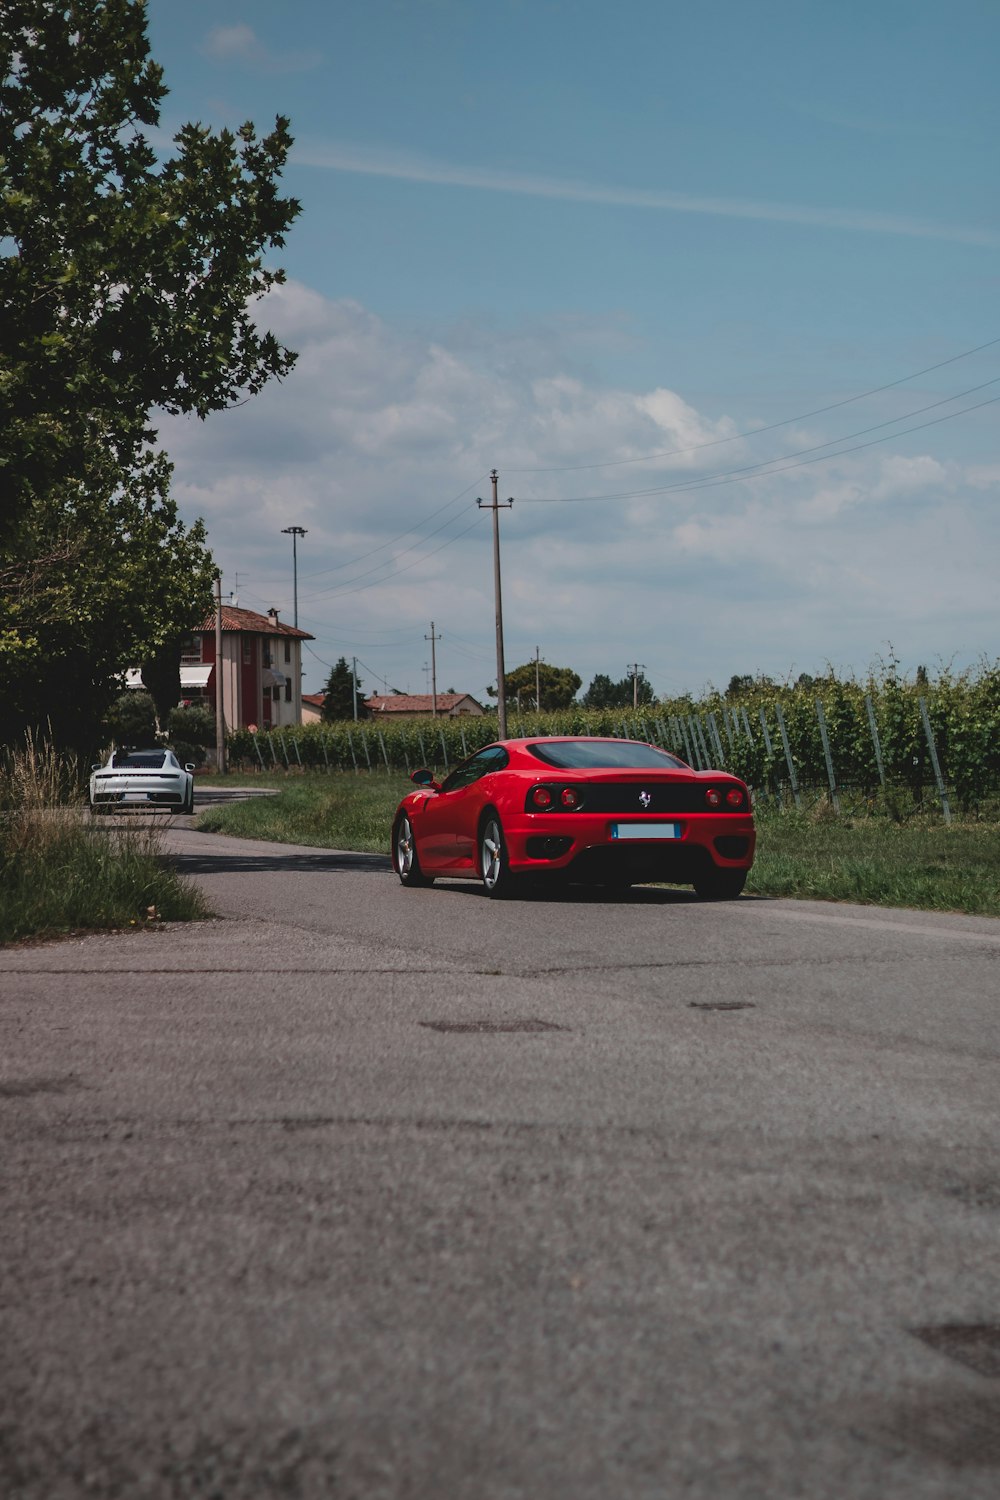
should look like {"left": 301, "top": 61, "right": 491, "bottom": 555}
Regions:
{"left": 391, "top": 737, "right": 755, "bottom": 898}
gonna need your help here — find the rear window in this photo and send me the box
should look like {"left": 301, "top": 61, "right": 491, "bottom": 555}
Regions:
{"left": 112, "top": 752, "right": 167, "bottom": 769}
{"left": 526, "top": 740, "right": 687, "bottom": 771}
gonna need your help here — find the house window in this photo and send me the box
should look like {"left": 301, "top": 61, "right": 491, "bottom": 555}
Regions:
{"left": 180, "top": 633, "right": 201, "bottom": 663}
{"left": 243, "top": 638, "right": 252, "bottom": 665}
{"left": 272, "top": 686, "right": 280, "bottom": 701}
{"left": 284, "top": 640, "right": 291, "bottom": 663}
{"left": 284, "top": 679, "right": 292, "bottom": 702}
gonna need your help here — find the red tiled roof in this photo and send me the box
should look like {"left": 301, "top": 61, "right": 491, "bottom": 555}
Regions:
{"left": 302, "top": 693, "right": 325, "bottom": 708}
{"left": 366, "top": 693, "right": 483, "bottom": 714}
{"left": 199, "top": 605, "right": 313, "bottom": 639}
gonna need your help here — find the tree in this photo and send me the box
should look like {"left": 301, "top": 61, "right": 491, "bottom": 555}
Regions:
{"left": 487, "top": 661, "right": 582, "bottom": 712}
{"left": 321, "top": 658, "right": 368, "bottom": 721}
{"left": 1, "top": 0, "right": 301, "bottom": 752}
{"left": 581, "top": 671, "right": 655, "bottom": 709}
{"left": 102, "top": 690, "right": 157, "bottom": 748}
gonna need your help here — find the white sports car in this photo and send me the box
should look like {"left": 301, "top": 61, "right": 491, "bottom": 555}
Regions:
{"left": 89, "top": 748, "right": 196, "bottom": 814}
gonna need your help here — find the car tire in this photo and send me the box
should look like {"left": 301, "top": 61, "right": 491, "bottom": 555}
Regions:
{"left": 394, "top": 813, "right": 434, "bottom": 887}
{"left": 184, "top": 786, "right": 195, "bottom": 816}
{"left": 480, "top": 814, "right": 517, "bottom": 899}
{"left": 693, "top": 867, "right": 747, "bottom": 900}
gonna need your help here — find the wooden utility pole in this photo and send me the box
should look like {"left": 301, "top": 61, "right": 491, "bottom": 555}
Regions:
{"left": 425, "top": 621, "right": 441, "bottom": 717}
{"left": 478, "top": 471, "right": 513, "bottom": 739}
{"left": 627, "top": 662, "right": 647, "bottom": 710}
{"left": 534, "top": 646, "right": 541, "bottom": 712}
{"left": 214, "top": 573, "right": 227, "bottom": 775}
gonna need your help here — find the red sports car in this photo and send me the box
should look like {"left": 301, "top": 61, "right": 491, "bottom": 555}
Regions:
{"left": 391, "top": 737, "right": 755, "bottom": 898}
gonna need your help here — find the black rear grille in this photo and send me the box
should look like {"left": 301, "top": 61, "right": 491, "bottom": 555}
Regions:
{"left": 528, "top": 781, "right": 746, "bottom": 814}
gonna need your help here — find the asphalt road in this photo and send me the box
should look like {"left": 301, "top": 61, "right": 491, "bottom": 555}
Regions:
{"left": 3, "top": 815, "right": 1000, "bottom": 1499}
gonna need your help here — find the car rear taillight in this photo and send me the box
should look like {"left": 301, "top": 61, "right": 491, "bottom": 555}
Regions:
{"left": 726, "top": 789, "right": 744, "bottom": 808}
{"left": 560, "top": 787, "right": 580, "bottom": 809}
{"left": 530, "top": 786, "right": 553, "bottom": 809}
{"left": 705, "top": 788, "right": 721, "bottom": 807}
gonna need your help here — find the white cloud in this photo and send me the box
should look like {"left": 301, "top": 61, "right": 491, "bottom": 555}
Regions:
{"left": 201, "top": 25, "right": 321, "bottom": 73}
{"left": 160, "top": 281, "right": 1000, "bottom": 697}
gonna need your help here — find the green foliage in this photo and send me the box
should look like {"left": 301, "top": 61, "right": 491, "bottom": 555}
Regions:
{"left": 103, "top": 690, "right": 158, "bottom": 747}
{"left": 491, "top": 660, "right": 582, "bottom": 711}
{"left": 1, "top": 0, "right": 300, "bottom": 754}
{"left": 581, "top": 670, "right": 654, "bottom": 708}
{"left": 141, "top": 639, "right": 182, "bottom": 725}
{"left": 166, "top": 703, "right": 215, "bottom": 767}
{"left": 321, "top": 657, "right": 368, "bottom": 721}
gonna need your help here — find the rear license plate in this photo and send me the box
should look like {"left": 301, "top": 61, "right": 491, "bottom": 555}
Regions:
{"left": 611, "top": 822, "right": 681, "bottom": 840}
{"left": 123, "top": 793, "right": 147, "bottom": 803}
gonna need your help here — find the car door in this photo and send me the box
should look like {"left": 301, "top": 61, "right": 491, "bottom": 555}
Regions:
{"left": 450, "top": 746, "right": 509, "bottom": 866}
{"left": 417, "top": 748, "right": 508, "bottom": 871}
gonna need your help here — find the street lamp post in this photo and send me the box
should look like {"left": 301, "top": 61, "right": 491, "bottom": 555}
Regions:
{"left": 281, "top": 525, "right": 307, "bottom": 629}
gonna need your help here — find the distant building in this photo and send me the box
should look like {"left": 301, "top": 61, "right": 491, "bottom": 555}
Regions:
{"left": 301, "top": 692, "right": 325, "bottom": 724}
{"left": 130, "top": 607, "right": 313, "bottom": 729}
{"left": 365, "top": 693, "right": 485, "bottom": 718}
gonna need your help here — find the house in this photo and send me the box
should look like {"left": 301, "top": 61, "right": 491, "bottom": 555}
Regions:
{"left": 365, "top": 692, "right": 485, "bottom": 718}
{"left": 180, "top": 606, "right": 314, "bottom": 729}
{"left": 301, "top": 692, "right": 325, "bottom": 724}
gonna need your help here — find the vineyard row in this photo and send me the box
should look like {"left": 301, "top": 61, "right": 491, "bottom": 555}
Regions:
{"left": 228, "top": 668, "right": 1000, "bottom": 815}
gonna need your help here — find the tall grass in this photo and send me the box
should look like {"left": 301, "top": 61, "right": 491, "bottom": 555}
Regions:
{"left": 1, "top": 738, "right": 207, "bottom": 943}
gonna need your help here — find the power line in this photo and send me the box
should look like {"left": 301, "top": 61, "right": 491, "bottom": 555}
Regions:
{"left": 296, "top": 508, "right": 485, "bottom": 602}
{"left": 504, "top": 334, "right": 1000, "bottom": 475}
{"left": 296, "top": 474, "right": 487, "bottom": 581}
{"left": 520, "top": 385, "right": 1000, "bottom": 504}
{"left": 298, "top": 513, "right": 486, "bottom": 602}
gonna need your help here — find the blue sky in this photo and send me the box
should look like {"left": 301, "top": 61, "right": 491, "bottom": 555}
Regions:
{"left": 146, "top": 0, "right": 999, "bottom": 700}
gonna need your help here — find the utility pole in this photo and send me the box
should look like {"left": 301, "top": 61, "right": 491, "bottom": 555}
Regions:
{"left": 352, "top": 656, "right": 359, "bottom": 721}
{"left": 534, "top": 646, "right": 541, "bottom": 712}
{"left": 214, "top": 573, "right": 226, "bottom": 775}
{"left": 281, "top": 525, "right": 307, "bottom": 629}
{"left": 425, "top": 621, "right": 441, "bottom": 717}
{"left": 477, "top": 471, "right": 514, "bottom": 739}
{"left": 627, "top": 662, "right": 647, "bottom": 710}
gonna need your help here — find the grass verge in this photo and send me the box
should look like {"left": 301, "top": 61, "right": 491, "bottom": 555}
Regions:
{"left": 196, "top": 772, "right": 410, "bottom": 851}
{"left": 198, "top": 772, "right": 1000, "bottom": 918}
{"left": 747, "top": 809, "right": 1000, "bottom": 916}
{"left": 1, "top": 742, "right": 207, "bottom": 944}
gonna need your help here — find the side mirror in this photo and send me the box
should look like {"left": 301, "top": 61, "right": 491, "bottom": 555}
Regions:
{"left": 410, "top": 768, "right": 439, "bottom": 789}
{"left": 185, "top": 764, "right": 196, "bottom": 773}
